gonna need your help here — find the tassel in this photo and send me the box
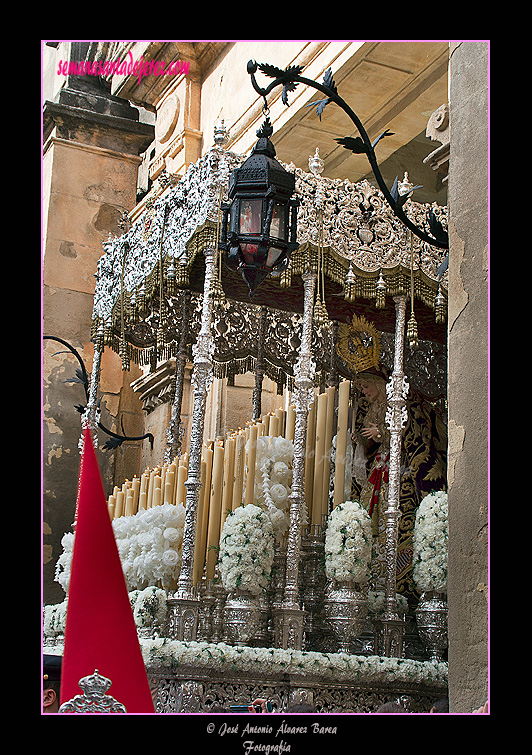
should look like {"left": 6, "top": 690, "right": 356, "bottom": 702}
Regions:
{"left": 211, "top": 278, "right": 226, "bottom": 309}
{"left": 313, "top": 297, "right": 329, "bottom": 329}
{"left": 375, "top": 270, "right": 386, "bottom": 309}
{"left": 435, "top": 285, "right": 446, "bottom": 324}
{"left": 407, "top": 312, "right": 419, "bottom": 350}
{"left": 344, "top": 265, "right": 356, "bottom": 302}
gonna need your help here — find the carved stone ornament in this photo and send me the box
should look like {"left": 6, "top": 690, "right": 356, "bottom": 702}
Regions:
{"left": 59, "top": 669, "right": 127, "bottom": 713}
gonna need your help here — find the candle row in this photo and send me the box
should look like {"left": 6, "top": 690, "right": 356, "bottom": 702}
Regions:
{"left": 197, "top": 405, "right": 296, "bottom": 586}
{"left": 107, "top": 453, "right": 190, "bottom": 520}
{"left": 304, "top": 379, "right": 352, "bottom": 526}
{"left": 104, "top": 381, "right": 352, "bottom": 588}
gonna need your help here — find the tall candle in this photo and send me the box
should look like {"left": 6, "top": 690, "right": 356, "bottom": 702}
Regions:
{"left": 164, "top": 469, "right": 175, "bottom": 505}
{"left": 153, "top": 474, "right": 162, "bottom": 508}
{"left": 125, "top": 488, "right": 135, "bottom": 517}
{"left": 304, "top": 397, "right": 317, "bottom": 519}
{"left": 322, "top": 385, "right": 336, "bottom": 520}
{"left": 276, "top": 407, "right": 285, "bottom": 437}
{"left": 286, "top": 404, "right": 295, "bottom": 441}
{"left": 221, "top": 436, "right": 235, "bottom": 529}
{"left": 333, "top": 379, "right": 350, "bottom": 508}
{"left": 138, "top": 491, "right": 147, "bottom": 511}
{"left": 206, "top": 443, "right": 224, "bottom": 580}
{"left": 114, "top": 490, "right": 125, "bottom": 518}
{"left": 199, "top": 447, "right": 213, "bottom": 578}
{"left": 193, "top": 459, "right": 208, "bottom": 586}
{"left": 269, "top": 415, "right": 279, "bottom": 437}
{"left": 108, "top": 501, "right": 115, "bottom": 519}
{"left": 132, "top": 476, "right": 140, "bottom": 510}
{"left": 244, "top": 424, "right": 258, "bottom": 504}
{"left": 232, "top": 432, "right": 245, "bottom": 510}
{"left": 263, "top": 414, "right": 270, "bottom": 435}
{"left": 176, "top": 465, "right": 187, "bottom": 507}
{"left": 312, "top": 392, "right": 328, "bottom": 526}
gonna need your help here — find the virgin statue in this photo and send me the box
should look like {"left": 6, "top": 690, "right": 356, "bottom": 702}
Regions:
{"left": 338, "top": 315, "right": 447, "bottom": 605}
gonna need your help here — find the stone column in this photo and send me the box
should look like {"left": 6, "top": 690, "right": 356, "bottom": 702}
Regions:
{"left": 447, "top": 41, "right": 489, "bottom": 712}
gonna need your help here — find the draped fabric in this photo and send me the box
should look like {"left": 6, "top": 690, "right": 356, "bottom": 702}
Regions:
{"left": 353, "top": 389, "right": 447, "bottom": 605}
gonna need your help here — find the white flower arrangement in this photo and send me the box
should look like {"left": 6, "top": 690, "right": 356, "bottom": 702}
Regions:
{"left": 140, "top": 638, "right": 448, "bottom": 688}
{"left": 412, "top": 490, "right": 448, "bottom": 593}
{"left": 43, "top": 588, "right": 169, "bottom": 639}
{"left": 367, "top": 591, "right": 409, "bottom": 617}
{"left": 132, "top": 586, "right": 168, "bottom": 629}
{"left": 324, "top": 500, "right": 372, "bottom": 585}
{"left": 54, "top": 502, "right": 186, "bottom": 594}
{"left": 43, "top": 599, "right": 68, "bottom": 639}
{"left": 218, "top": 503, "right": 275, "bottom": 596}
{"left": 252, "top": 435, "right": 294, "bottom": 541}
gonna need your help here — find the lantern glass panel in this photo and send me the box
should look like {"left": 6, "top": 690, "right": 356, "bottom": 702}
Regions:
{"left": 239, "top": 199, "right": 262, "bottom": 235}
{"left": 265, "top": 245, "right": 284, "bottom": 268}
{"left": 270, "top": 202, "right": 287, "bottom": 240}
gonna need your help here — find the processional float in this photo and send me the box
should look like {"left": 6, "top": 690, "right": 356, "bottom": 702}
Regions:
{"left": 85, "top": 62, "right": 448, "bottom": 660}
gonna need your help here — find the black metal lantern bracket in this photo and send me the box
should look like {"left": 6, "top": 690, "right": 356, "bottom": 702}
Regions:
{"left": 246, "top": 60, "right": 448, "bottom": 252}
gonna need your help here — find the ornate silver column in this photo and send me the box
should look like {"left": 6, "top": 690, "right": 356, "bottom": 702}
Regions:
{"left": 252, "top": 305, "right": 267, "bottom": 421}
{"left": 274, "top": 270, "right": 316, "bottom": 649}
{"left": 377, "top": 294, "right": 409, "bottom": 656}
{"left": 80, "top": 336, "right": 103, "bottom": 451}
{"left": 164, "top": 290, "right": 190, "bottom": 463}
{"left": 168, "top": 248, "right": 216, "bottom": 641}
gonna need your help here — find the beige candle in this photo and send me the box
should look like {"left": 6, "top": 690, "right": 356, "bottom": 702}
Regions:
{"left": 152, "top": 484, "right": 162, "bottom": 508}
{"left": 206, "top": 443, "right": 224, "bottom": 580}
{"left": 199, "top": 447, "right": 213, "bottom": 577}
{"left": 244, "top": 424, "right": 258, "bottom": 504}
{"left": 114, "top": 490, "right": 125, "bottom": 518}
{"left": 322, "top": 385, "right": 336, "bottom": 520}
{"left": 333, "top": 379, "right": 350, "bottom": 508}
{"left": 286, "top": 404, "right": 295, "bottom": 441}
{"left": 269, "top": 415, "right": 279, "bottom": 437}
{"left": 147, "top": 469, "right": 157, "bottom": 508}
{"left": 176, "top": 465, "right": 187, "bottom": 507}
{"left": 304, "top": 397, "right": 317, "bottom": 519}
{"left": 232, "top": 432, "right": 245, "bottom": 510}
{"left": 263, "top": 414, "right": 270, "bottom": 435}
{"left": 220, "top": 436, "right": 235, "bottom": 529}
{"left": 193, "top": 459, "right": 208, "bottom": 586}
{"left": 108, "top": 501, "right": 115, "bottom": 519}
{"left": 312, "top": 392, "right": 328, "bottom": 526}
{"left": 125, "top": 489, "right": 135, "bottom": 517}
{"left": 276, "top": 407, "right": 285, "bottom": 436}
{"left": 163, "top": 469, "right": 175, "bottom": 505}
{"left": 131, "top": 476, "right": 140, "bottom": 509}
{"left": 138, "top": 491, "right": 147, "bottom": 511}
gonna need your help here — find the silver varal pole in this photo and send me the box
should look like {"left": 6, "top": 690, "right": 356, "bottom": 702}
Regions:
{"left": 168, "top": 248, "right": 216, "bottom": 641}
{"left": 380, "top": 294, "right": 409, "bottom": 656}
{"left": 275, "top": 270, "right": 316, "bottom": 649}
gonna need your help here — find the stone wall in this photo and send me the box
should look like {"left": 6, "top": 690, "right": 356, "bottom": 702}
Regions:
{"left": 446, "top": 41, "right": 489, "bottom": 712}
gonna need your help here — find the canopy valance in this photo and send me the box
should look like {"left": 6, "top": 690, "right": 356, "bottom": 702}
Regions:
{"left": 90, "top": 144, "right": 448, "bottom": 367}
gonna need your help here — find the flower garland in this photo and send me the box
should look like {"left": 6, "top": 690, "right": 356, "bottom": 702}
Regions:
{"left": 140, "top": 638, "right": 448, "bottom": 688}
{"left": 252, "top": 435, "right": 294, "bottom": 541}
{"left": 218, "top": 504, "right": 275, "bottom": 596}
{"left": 324, "top": 500, "right": 372, "bottom": 584}
{"left": 412, "top": 490, "right": 448, "bottom": 593}
{"left": 54, "top": 502, "right": 186, "bottom": 594}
